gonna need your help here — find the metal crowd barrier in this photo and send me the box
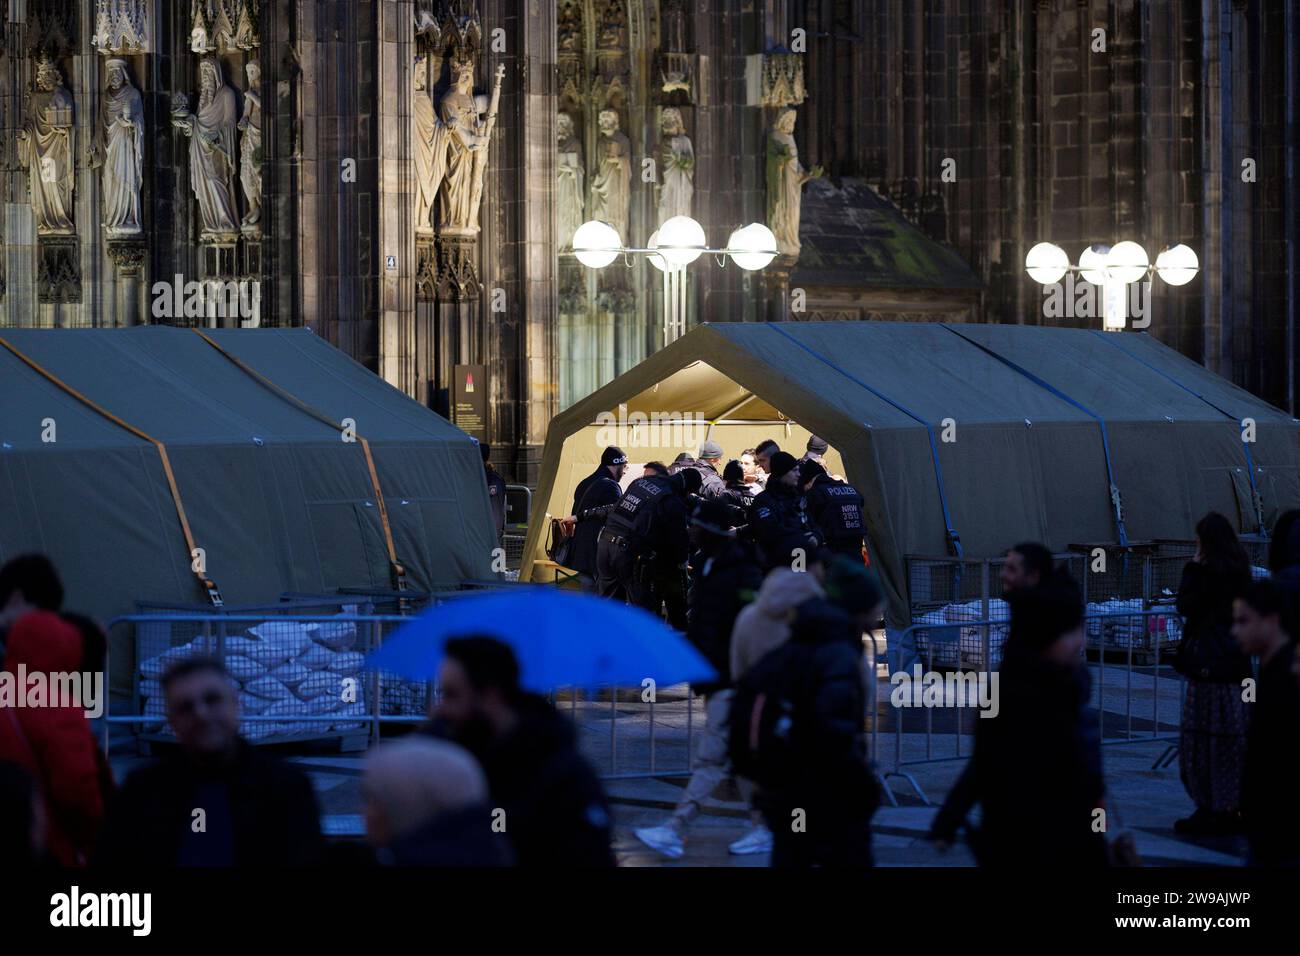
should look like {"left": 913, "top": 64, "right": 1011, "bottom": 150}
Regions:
{"left": 104, "top": 612, "right": 702, "bottom": 780}
{"left": 872, "top": 609, "right": 1188, "bottom": 806}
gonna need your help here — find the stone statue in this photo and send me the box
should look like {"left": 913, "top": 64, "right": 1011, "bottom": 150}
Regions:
{"left": 172, "top": 57, "right": 240, "bottom": 237}
{"left": 412, "top": 56, "right": 447, "bottom": 235}
{"left": 437, "top": 57, "right": 500, "bottom": 237}
{"left": 91, "top": 58, "right": 145, "bottom": 237}
{"left": 17, "top": 57, "right": 75, "bottom": 236}
{"left": 766, "top": 108, "right": 822, "bottom": 257}
{"left": 589, "top": 109, "right": 631, "bottom": 244}
{"left": 657, "top": 107, "right": 694, "bottom": 224}
{"left": 237, "top": 62, "right": 263, "bottom": 230}
{"left": 556, "top": 112, "right": 584, "bottom": 249}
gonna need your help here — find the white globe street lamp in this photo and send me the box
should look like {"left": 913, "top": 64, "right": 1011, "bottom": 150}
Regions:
{"left": 726, "top": 223, "right": 779, "bottom": 272}
{"left": 656, "top": 215, "right": 707, "bottom": 267}
{"left": 1155, "top": 244, "right": 1200, "bottom": 286}
{"left": 1079, "top": 244, "right": 1111, "bottom": 286}
{"left": 571, "top": 220, "right": 622, "bottom": 269}
{"left": 1024, "top": 242, "right": 1069, "bottom": 284}
{"left": 1107, "top": 241, "right": 1150, "bottom": 284}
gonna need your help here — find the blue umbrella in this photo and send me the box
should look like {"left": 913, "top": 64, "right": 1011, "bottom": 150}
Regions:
{"left": 365, "top": 587, "right": 717, "bottom": 691}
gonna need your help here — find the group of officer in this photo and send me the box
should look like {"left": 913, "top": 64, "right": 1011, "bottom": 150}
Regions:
{"left": 563, "top": 434, "right": 868, "bottom": 627}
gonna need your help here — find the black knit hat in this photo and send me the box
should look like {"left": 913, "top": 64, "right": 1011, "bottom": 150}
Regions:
{"left": 677, "top": 468, "right": 703, "bottom": 495}
{"left": 799, "top": 459, "right": 827, "bottom": 482}
{"left": 768, "top": 451, "right": 799, "bottom": 480}
{"left": 601, "top": 446, "right": 628, "bottom": 467}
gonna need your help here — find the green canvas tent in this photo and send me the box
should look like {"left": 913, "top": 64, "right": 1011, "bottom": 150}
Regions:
{"left": 521, "top": 321, "right": 1300, "bottom": 625}
{"left": 0, "top": 327, "right": 498, "bottom": 687}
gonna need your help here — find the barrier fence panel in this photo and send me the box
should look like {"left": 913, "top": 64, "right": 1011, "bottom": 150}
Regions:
{"left": 106, "top": 612, "right": 702, "bottom": 779}
{"left": 878, "top": 609, "right": 1190, "bottom": 804}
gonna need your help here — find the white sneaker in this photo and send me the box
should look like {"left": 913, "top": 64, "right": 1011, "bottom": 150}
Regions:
{"left": 634, "top": 824, "right": 685, "bottom": 860}
{"left": 728, "top": 825, "right": 773, "bottom": 856}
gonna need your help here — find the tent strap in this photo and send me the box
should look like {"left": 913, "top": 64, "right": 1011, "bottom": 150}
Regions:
{"left": 767, "top": 324, "right": 963, "bottom": 557}
{"left": 1088, "top": 330, "right": 1267, "bottom": 536}
{"left": 0, "top": 335, "right": 224, "bottom": 607}
{"left": 943, "top": 325, "right": 1130, "bottom": 548}
{"left": 191, "top": 329, "right": 407, "bottom": 591}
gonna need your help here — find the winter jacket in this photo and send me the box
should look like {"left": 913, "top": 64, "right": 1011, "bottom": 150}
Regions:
{"left": 569, "top": 468, "right": 622, "bottom": 575}
{"left": 933, "top": 657, "right": 1107, "bottom": 868}
{"left": 0, "top": 611, "right": 110, "bottom": 867}
{"left": 1174, "top": 560, "right": 1252, "bottom": 682}
{"left": 755, "top": 597, "right": 877, "bottom": 821}
{"left": 95, "top": 738, "right": 324, "bottom": 866}
{"left": 686, "top": 540, "right": 763, "bottom": 694}
{"left": 379, "top": 802, "right": 516, "bottom": 867}
{"left": 427, "top": 694, "right": 615, "bottom": 867}
{"left": 485, "top": 465, "right": 508, "bottom": 537}
{"left": 1242, "top": 643, "right": 1300, "bottom": 865}
{"left": 729, "top": 568, "right": 825, "bottom": 681}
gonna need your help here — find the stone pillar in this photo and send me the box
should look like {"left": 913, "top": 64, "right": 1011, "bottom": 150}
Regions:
{"left": 107, "top": 239, "right": 147, "bottom": 325}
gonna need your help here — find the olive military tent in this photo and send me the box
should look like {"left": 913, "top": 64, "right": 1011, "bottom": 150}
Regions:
{"left": 521, "top": 321, "right": 1300, "bottom": 625}
{"left": 0, "top": 327, "right": 499, "bottom": 687}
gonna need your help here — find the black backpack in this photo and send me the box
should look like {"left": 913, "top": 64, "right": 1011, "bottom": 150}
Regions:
{"left": 728, "top": 640, "right": 818, "bottom": 790}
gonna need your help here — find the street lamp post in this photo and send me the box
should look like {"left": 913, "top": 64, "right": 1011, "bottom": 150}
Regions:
{"left": 570, "top": 217, "right": 779, "bottom": 344}
{"left": 1024, "top": 241, "right": 1199, "bottom": 330}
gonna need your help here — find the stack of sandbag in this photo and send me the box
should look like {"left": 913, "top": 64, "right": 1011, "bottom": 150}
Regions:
{"left": 910, "top": 599, "right": 1010, "bottom": 669}
{"left": 1084, "top": 598, "right": 1145, "bottom": 648}
{"left": 137, "top": 615, "right": 369, "bottom": 740}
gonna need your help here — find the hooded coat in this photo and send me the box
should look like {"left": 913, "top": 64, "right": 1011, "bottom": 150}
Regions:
{"left": 728, "top": 567, "right": 825, "bottom": 681}
{"left": 0, "top": 611, "right": 110, "bottom": 866}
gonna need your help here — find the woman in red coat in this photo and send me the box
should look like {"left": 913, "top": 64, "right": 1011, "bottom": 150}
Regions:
{"left": 0, "top": 610, "right": 111, "bottom": 866}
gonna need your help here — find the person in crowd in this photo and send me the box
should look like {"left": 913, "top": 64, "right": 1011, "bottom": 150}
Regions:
{"left": 685, "top": 440, "right": 728, "bottom": 501}
{"left": 564, "top": 446, "right": 628, "bottom": 587}
{"left": 801, "top": 435, "right": 829, "bottom": 465}
{"left": 635, "top": 500, "right": 764, "bottom": 859}
{"left": 748, "top": 451, "right": 820, "bottom": 571}
{"left": 0, "top": 553, "right": 64, "bottom": 652}
{"left": 0, "top": 610, "right": 109, "bottom": 867}
{"left": 740, "top": 449, "right": 764, "bottom": 492}
{"left": 739, "top": 558, "right": 882, "bottom": 867}
{"left": 1171, "top": 513, "right": 1253, "bottom": 835}
{"left": 1000, "top": 542, "right": 1054, "bottom": 596}
{"left": 596, "top": 463, "right": 697, "bottom": 627}
{"left": 481, "top": 442, "right": 508, "bottom": 542}
{"left": 929, "top": 570, "right": 1108, "bottom": 868}
{"left": 363, "top": 736, "right": 514, "bottom": 867}
{"left": 426, "top": 636, "right": 614, "bottom": 867}
{"left": 1267, "top": 509, "right": 1300, "bottom": 577}
{"left": 800, "top": 459, "right": 866, "bottom": 561}
{"left": 61, "top": 612, "right": 108, "bottom": 679}
{"left": 96, "top": 657, "right": 324, "bottom": 866}
{"left": 753, "top": 439, "right": 780, "bottom": 480}
{"left": 718, "top": 459, "right": 755, "bottom": 518}
{"left": 668, "top": 451, "right": 697, "bottom": 475}
{"left": 1231, "top": 579, "right": 1300, "bottom": 865}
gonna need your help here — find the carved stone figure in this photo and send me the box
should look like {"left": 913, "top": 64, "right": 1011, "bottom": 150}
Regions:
{"left": 437, "top": 58, "right": 502, "bottom": 236}
{"left": 589, "top": 109, "right": 631, "bottom": 244}
{"left": 412, "top": 56, "right": 447, "bottom": 235}
{"left": 17, "top": 57, "right": 75, "bottom": 236}
{"left": 93, "top": 0, "right": 149, "bottom": 54}
{"left": 191, "top": 0, "right": 253, "bottom": 52}
{"left": 556, "top": 112, "right": 584, "bottom": 249}
{"left": 91, "top": 59, "right": 145, "bottom": 237}
{"left": 657, "top": 107, "right": 694, "bottom": 224}
{"left": 238, "top": 62, "right": 263, "bottom": 230}
{"left": 766, "top": 108, "right": 822, "bottom": 257}
{"left": 173, "top": 57, "right": 240, "bottom": 238}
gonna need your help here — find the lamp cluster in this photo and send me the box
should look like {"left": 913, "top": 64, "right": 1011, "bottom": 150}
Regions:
{"left": 1024, "top": 241, "right": 1199, "bottom": 287}
{"left": 571, "top": 217, "right": 779, "bottom": 272}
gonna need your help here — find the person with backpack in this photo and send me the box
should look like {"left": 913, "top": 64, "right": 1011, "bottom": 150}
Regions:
{"left": 799, "top": 459, "right": 866, "bottom": 561}
{"left": 633, "top": 500, "right": 764, "bottom": 859}
{"left": 595, "top": 462, "right": 697, "bottom": 627}
{"left": 1171, "top": 512, "right": 1253, "bottom": 835}
{"left": 730, "top": 557, "right": 883, "bottom": 867}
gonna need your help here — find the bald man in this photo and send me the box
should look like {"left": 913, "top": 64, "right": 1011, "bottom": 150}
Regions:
{"left": 363, "top": 737, "right": 514, "bottom": 866}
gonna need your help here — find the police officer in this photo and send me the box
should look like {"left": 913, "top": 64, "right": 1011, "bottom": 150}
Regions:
{"left": 717, "top": 460, "right": 754, "bottom": 524}
{"left": 686, "top": 440, "right": 729, "bottom": 501}
{"left": 596, "top": 463, "right": 697, "bottom": 628}
{"left": 747, "top": 451, "right": 820, "bottom": 571}
{"left": 566, "top": 446, "right": 628, "bottom": 586}
{"left": 481, "top": 442, "right": 508, "bottom": 542}
{"left": 799, "top": 459, "right": 867, "bottom": 561}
